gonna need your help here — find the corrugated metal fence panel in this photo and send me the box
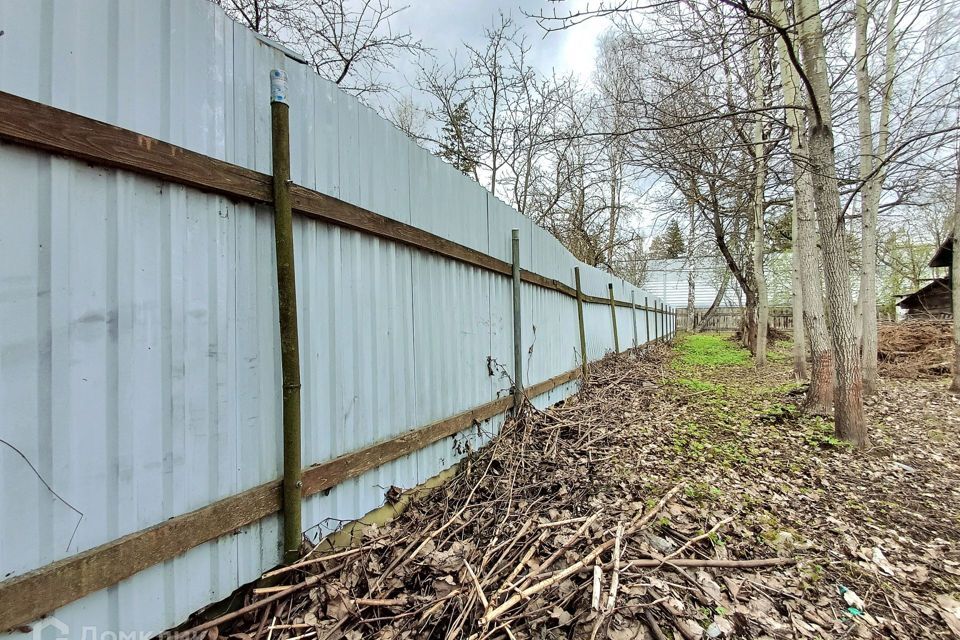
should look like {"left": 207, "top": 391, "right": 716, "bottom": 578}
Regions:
{"left": 0, "top": 144, "right": 276, "bottom": 636}
{"left": 487, "top": 197, "right": 524, "bottom": 389}
{"left": 0, "top": 1, "right": 675, "bottom": 637}
{"left": 525, "top": 226, "right": 579, "bottom": 385}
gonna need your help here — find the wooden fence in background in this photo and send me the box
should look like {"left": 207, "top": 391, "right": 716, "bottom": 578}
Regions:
{"left": 675, "top": 307, "right": 794, "bottom": 332}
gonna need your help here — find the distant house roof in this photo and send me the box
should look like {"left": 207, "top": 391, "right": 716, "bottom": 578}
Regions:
{"left": 929, "top": 234, "right": 954, "bottom": 268}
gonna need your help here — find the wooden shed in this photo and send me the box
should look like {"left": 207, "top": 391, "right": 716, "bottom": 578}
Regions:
{"left": 897, "top": 234, "right": 954, "bottom": 318}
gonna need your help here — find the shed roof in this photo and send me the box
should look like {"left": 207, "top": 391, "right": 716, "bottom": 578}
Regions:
{"left": 929, "top": 234, "right": 954, "bottom": 268}
{"left": 896, "top": 277, "right": 951, "bottom": 309}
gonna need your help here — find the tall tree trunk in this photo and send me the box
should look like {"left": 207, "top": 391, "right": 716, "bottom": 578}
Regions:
{"left": 950, "top": 142, "right": 960, "bottom": 393}
{"left": 854, "top": 0, "right": 875, "bottom": 383}
{"left": 798, "top": 172, "right": 835, "bottom": 413}
{"left": 797, "top": 0, "right": 867, "bottom": 446}
{"left": 687, "top": 190, "right": 697, "bottom": 331}
{"left": 751, "top": 18, "right": 768, "bottom": 366}
{"left": 856, "top": 0, "right": 899, "bottom": 395}
{"left": 607, "top": 157, "right": 619, "bottom": 266}
{"left": 742, "top": 287, "right": 759, "bottom": 351}
{"left": 791, "top": 195, "right": 808, "bottom": 379}
{"left": 772, "top": 0, "right": 831, "bottom": 404}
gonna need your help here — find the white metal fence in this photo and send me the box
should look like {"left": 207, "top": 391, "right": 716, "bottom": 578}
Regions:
{"left": 0, "top": 1, "right": 675, "bottom": 637}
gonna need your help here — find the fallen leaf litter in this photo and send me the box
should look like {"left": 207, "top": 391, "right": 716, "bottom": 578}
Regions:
{"left": 180, "top": 336, "right": 960, "bottom": 639}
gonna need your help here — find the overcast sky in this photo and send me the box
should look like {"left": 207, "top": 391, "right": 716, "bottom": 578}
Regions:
{"left": 387, "top": 0, "right": 611, "bottom": 88}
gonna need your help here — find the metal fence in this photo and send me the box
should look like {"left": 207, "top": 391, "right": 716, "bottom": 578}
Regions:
{"left": 0, "top": 1, "right": 675, "bottom": 637}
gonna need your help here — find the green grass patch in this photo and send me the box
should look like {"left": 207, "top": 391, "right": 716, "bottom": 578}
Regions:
{"left": 673, "top": 334, "right": 751, "bottom": 368}
{"left": 766, "top": 350, "right": 789, "bottom": 364}
{"left": 672, "top": 378, "right": 723, "bottom": 392}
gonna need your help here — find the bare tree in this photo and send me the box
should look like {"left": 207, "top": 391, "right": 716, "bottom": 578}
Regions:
{"left": 750, "top": 6, "right": 769, "bottom": 366}
{"left": 771, "top": 0, "right": 833, "bottom": 411}
{"left": 793, "top": 0, "right": 868, "bottom": 446}
{"left": 855, "top": 0, "right": 899, "bottom": 394}
{"left": 214, "top": 0, "right": 423, "bottom": 97}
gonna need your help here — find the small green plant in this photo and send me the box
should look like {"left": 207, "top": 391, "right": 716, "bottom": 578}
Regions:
{"left": 685, "top": 481, "right": 723, "bottom": 501}
{"left": 800, "top": 563, "right": 826, "bottom": 587}
{"left": 759, "top": 403, "right": 797, "bottom": 425}
{"left": 673, "top": 378, "right": 721, "bottom": 392}
{"left": 802, "top": 417, "right": 852, "bottom": 449}
{"left": 766, "top": 350, "right": 789, "bottom": 364}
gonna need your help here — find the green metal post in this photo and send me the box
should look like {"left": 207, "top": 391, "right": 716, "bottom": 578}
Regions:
{"left": 574, "top": 267, "right": 588, "bottom": 379}
{"left": 630, "top": 290, "right": 638, "bottom": 348}
{"left": 608, "top": 283, "right": 620, "bottom": 353}
{"left": 271, "top": 70, "right": 302, "bottom": 565}
{"left": 654, "top": 301, "right": 660, "bottom": 342}
{"left": 645, "top": 296, "right": 652, "bottom": 346}
{"left": 511, "top": 229, "right": 523, "bottom": 408}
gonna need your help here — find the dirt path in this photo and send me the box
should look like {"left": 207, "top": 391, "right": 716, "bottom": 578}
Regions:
{"left": 198, "top": 336, "right": 960, "bottom": 639}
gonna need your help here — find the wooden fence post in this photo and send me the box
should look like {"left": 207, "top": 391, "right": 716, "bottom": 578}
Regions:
{"left": 575, "top": 267, "right": 588, "bottom": 379}
{"left": 631, "top": 291, "right": 638, "bottom": 348}
{"left": 270, "top": 69, "right": 303, "bottom": 565}
{"left": 608, "top": 283, "right": 620, "bottom": 353}
{"left": 511, "top": 229, "right": 523, "bottom": 408}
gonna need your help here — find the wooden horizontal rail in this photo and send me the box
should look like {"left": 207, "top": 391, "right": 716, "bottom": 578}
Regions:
{"left": 526, "top": 365, "right": 581, "bottom": 398}
{"left": 0, "top": 365, "right": 584, "bottom": 630}
{"left": 0, "top": 90, "right": 666, "bottom": 314}
{"left": 300, "top": 395, "right": 514, "bottom": 497}
{"left": 0, "top": 91, "right": 273, "bottom": 204}
{"left": 0, "top": 481, "right": 283, "bottom": 632}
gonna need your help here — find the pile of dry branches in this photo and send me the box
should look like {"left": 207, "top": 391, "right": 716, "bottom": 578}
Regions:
{"left": 877, "top": 320, "right": 953, "bottom": 378}
{"left": 178, "top": 346, "right": 794, "bottom": 640}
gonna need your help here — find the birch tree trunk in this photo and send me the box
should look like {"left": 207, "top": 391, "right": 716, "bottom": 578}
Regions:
{"left": 796, "top": 0, "right": 868, "bottom": 447}
{"left": 751, "top": 12, "right": 768, "bottom": 366}
{"left": 687, "top": 192, "right": 696, "bottom": 331}
{"left": 856, "top": 0, "right": 899, "bottom": 395}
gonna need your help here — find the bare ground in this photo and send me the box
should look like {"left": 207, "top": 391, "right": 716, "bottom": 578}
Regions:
{"left": 195, "top": 336, "right": 960, "bottom": 639}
